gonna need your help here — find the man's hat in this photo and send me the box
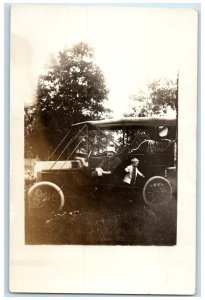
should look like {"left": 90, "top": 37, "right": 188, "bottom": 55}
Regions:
{"left": 131, "top": 158, "right": 139, "bottom": 163}
{"left": 106, "top": 146, "right": 116, "bottom": 153}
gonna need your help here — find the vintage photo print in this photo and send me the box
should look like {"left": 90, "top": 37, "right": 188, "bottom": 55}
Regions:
{"left": 10, "top": 5, "right": 198, "bottom": 294}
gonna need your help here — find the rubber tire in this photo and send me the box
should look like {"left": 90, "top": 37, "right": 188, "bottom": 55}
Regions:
{"left": 143, "top": 176, "right": 172, "bottom": 205}
{"left": 27, "top": 181, "right": 65, "bottom": 215}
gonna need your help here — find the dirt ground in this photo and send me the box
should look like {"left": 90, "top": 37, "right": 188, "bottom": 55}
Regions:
{"left": 25, "top": 189, "right": 177, "bottom": 245}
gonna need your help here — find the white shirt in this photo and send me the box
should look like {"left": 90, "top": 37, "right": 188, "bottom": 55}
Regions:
{"left": 123, "top": 164, "right": 144, "bottom": 184}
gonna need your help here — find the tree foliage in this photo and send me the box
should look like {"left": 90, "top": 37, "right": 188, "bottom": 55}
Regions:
{"left": 25, "top": 43, "right": 110, "bottom": 159}
{"left": 126, "top": 79, "right": 177, "bottom": 117}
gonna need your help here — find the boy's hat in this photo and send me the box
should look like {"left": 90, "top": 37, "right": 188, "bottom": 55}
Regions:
{"left": 131, "top": 158, "right": 139, "bottom": 163}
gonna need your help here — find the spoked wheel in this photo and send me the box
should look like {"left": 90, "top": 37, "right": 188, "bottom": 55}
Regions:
{"left": 27, "top": 181, "right": 65, "bottom": 218}
{"left": 143, "top": 176, "right": 172, "bottom": 206}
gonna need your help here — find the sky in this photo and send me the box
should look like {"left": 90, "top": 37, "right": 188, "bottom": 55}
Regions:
{"left": 11, "top": 5, "right": 195, "bottom": 117}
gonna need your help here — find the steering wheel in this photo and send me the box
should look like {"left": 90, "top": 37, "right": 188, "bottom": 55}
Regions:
{"left": 130, "top": 140, "right": 155, "bottom": 153}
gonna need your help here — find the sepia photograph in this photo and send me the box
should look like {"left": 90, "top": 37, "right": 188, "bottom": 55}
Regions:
{"left": 21, "top": 6, "right": 178, "bottom": 246}
{"left": 10, "top": 4, "right": 197, "bottom": 294}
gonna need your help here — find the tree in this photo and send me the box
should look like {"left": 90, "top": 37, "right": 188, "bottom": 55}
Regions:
{"left": 25, "top": 42, "right": 110, "bottom": 159}
{"left": 126, "top": 79, "right": 177, "bottom": 117}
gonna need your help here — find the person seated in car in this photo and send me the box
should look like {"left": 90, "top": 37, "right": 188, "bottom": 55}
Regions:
{"left": 92, "top": 146, "right": 121, "bottom": 177}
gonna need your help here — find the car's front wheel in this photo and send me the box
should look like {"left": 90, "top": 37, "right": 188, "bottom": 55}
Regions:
{"left": 27, "top": 181, "right": 65, "bottom": 218}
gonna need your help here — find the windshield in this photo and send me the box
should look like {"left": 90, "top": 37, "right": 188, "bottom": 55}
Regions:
{"left": 48, "top": 122, "right": 176, "bottom": 162}
{"left": 75, "top": 125, "right": 175, "bottom": 156}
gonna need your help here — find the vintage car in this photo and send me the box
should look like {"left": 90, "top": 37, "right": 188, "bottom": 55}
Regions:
{"left": 27, "top": 116, "right": 177, "bottom": 214}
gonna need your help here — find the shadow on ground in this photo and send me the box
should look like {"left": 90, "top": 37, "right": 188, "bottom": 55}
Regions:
{"left": 25, "top": 190, "right": 177, "bottom": 246}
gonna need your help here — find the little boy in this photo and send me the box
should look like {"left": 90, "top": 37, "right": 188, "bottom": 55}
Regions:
{"left": 123, "top": 158, "right": 145, "bottom": 186}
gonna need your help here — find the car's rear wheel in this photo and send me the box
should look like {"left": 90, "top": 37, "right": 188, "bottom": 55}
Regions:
{"left": 143, "top": 176, "right": 172, "bottom": 205}
{"left": 27, "top": 181, "right": 65, "bottom": 217}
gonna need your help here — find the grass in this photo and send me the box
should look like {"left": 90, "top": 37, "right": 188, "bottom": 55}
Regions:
{"left": 25, "top": 190, "right": 177, "bottom": 245}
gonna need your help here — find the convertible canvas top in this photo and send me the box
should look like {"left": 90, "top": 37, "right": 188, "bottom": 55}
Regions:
{"left": 72, "top": 117, "right": 176, "bottom": 129}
